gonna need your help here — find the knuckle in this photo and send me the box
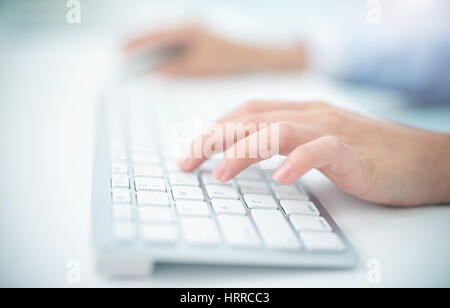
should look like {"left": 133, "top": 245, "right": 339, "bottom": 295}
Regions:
{"left": 276, "top": 121, "right": 295, "bottom": 141}
{"left": 318, "top": 109, "right": 342, "bottom": 127}
{"left": 242, "top": 101, "right": 261, "bottom": 113}
{"left": 322, "top": 135, "right": 342, "bottom": 149}
{"left": 240, "top": 113, "right": 258, "bottom": 124}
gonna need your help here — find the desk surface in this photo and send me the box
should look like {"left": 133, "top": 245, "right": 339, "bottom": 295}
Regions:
{"left": 0, "top": 32, "right": 449, "bottom": 288}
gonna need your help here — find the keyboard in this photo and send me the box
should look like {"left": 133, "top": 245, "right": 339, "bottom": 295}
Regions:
{"left": 92, "top": 82, "right": 357, "bottom": 276}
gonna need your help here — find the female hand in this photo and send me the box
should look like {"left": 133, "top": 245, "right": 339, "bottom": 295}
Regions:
{"left": 178, "top": 101, "right": 450, "bottom": 207}
{"left": 124, "top": 25, "right": 306, "bottom": 76}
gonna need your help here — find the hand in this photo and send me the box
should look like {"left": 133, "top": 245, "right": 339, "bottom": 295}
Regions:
{"left": 178, "top": 101, "right": 450, "bottom": 207}
{"left": 124, "top": 25, "right": 307, "bottom": 76}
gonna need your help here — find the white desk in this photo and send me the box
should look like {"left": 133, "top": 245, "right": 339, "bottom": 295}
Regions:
{"left": 0, "top": 32, "right": 449, "bottom": 288}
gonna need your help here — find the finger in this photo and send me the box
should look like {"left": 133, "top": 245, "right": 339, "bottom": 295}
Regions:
{"left": 273, "top": 136, "right": 365, "bottom": 191}
{"left": 178, "top": 118, "right": 262, "bottom": 171}
{"left": 178, "top": 110, "right": 325, "bottom": 172}
{"left": 216, "top": 100, "right": 329, "bottom": 124}
{"left": 213, "top": 122, "right": 322, "bottom": 181}
{"left": 156, "top": 59, "right": 199, "bottom": 76}
{"left": 123, "top": 26, "right": 195, "bottom": 52}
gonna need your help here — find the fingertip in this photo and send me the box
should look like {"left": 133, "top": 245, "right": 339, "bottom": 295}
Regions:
{"left": 177, "top": 158, "right": 194, "bottom": 172}
{"left": 273, "top": 161, "right": 292, "bottom": 182}
{"left": 213, "top": 160, "right": 227, "bottom": 181}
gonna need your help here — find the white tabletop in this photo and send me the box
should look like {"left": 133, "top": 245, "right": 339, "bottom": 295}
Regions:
{"left": 0, "top": 28, "right": 449, "bottom": 288}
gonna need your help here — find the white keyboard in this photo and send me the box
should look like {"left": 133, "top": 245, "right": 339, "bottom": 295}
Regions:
{"left": 92, "top": 85, "right": 357, "bottom": 276}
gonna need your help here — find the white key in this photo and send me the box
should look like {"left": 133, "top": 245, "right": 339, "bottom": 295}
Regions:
{"left": 172, "top": 186, "right": 204, "bottom": 201}
{"left": 111, "top": 151, "right": 128, "bottom": 161}
{"left": 180, "top": 217, "right": 220, "bottom": 245}
{"left": 112, "top": 174, "right": 130, "bottom": 188}
{"left": 262, "top": 169, "right": 276, "bottom": 180}
{"left": 111, "top": 162, "right": 129, "bottom": 174}
{"left": 237, "top": 180, "right": 270, "bottom": 194}
{"left": 137, "top": 191, "right": 170, "bottom": 206}
{"left": 139, "top": 207, "right": 173, "bottom": 222}
{"left": 141, "top": 224, "right": 178, "bottom": 244}
{"left": 290, "top": 216, "right": 332, "bottom": 232}
{"left": 176, "top": 201, "right": 210, "bottom": 216}
{"left": 251, "top": 210, "right": 301, "bottom": 250}
{"left": 112, "top": 189, "right": 131, "bottom": 204}
{"left": 280, "top": 200, "right": 320, "bottom": 216}
{"left": 135, "top": 177, "right": 166, "bottom": 192}
{"left": 169, "top": 172, "right": 200, "bottom": 186}
{"left": 132, "top": 153, "right": 160, "bottom": 164}
{"left": 236, "top": 169, "right": 261, "bottom": 181}
{"left": 271, "top": 182, "right": 309, "bottom": 200}
{"left": 205, "top": 184, "right": 238, "bottom": 200}
{"left": 131, "top": 144, "right": 158, "bottom": 153}
{"left": 244, "top": 194, "right": 278, "bottom": 209}
{"left": 112, "top": 204, "right": 134, "bottom": 221}
{"left": 114, "top": 222, "right": 136, "bottom": 242}
{"left": 211, "top": 199, "right": 246, "bottom": 215}
{"left": 300, "top": 232, "right": 345, "bottom": 251}
{"left": 134, "top": 165, "right": 164, "bottom": 177}
{"left": 165, "top": 161, "right": 181, "bottom": 172}
{"left": 218, "top": 216, "right": 260, "bottom": 248}
{"left": 201, "top": 172, "right": 232, "bottom": 185}
{"left": 198, "top": 158, "right": 221, "bottom": 171}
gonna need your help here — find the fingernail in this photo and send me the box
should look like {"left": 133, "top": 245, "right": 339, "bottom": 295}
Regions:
{"left": 273, "top": 161, "right": 291, "bottom": 182}
{"left": 214, "top": 160, "right": 226, "bottom": 180}
{"left": 178, "top": 157, "right": 190, "bottom": 169}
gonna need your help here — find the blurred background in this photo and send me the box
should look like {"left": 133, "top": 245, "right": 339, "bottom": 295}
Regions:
{"left": 0, "top": 0, "right": 449, "bottom": 287}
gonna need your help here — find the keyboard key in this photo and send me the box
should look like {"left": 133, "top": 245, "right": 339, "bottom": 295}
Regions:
{"left": 134, "top": 165, "right": 164, "bottom": 177}
{"left": 211, "top": 199, "right": 246, "bottom": 215}
{"left": 244, "top": 194, "right": 278, "bottom": 209}
{"left": 251, "top": 210, "right": 301, "bottom": 250}
{"left": 290, "top": 216, "right": 332, "bottom": 232}
{"left": 280, "top": 200, "right": 320, "bottom": 216}
{"left": 198, "top": 158, "right": 221, "bottom": 171}
{"left": 139, "top": 207, "right": 174, "bottom": 222}
{"left": 111, "top": 174, "right": 130, "bottom": 188}
{"left": 205, "top": 184, "right": 238, "bottom": 200}
{"left": 237, "top": 180, "right": 270, "bottom": 194}
{"left": 132, "top": 153, "right": 161, "bottom": 164}
{"left": 165, "top": 161, "right": 180, "bottom": 172}
{"left": 262, "top": 169, "right": 276, "bottom": 180}
{"left": 180, "top": 217, "right": 220, "bottom": 246}
{"left": 201, "top": 172, "right": 232, "bottom": 185}
{"left": 131, "top": 144, "right": 158, "bottom": 153}
{"left": 176, "top": 200, "right": 210, "bottom": 216}
{"left": 169, "top": 172, "right": 200, "bottom": 186}
{"left": 141, "top": 224, "right": 178, "bottom": 244}
{"left": 111, "top": 151, "right": 128, "bottom": 161}
{"left": 218, "top": 216, "right": 261, "bottom": 248}
{"left": 236, "top": 169, "right": 262, "bottom": 181}
{"left": 112, "top": 189, "right": 132, "bottom": 204}
{"left": 271, "top": 182, "right": 309, "bottom": 200}
{"left": 111, "top": 162, "right": 129, "bottom": 174}
{"left": 300, "top": 232, "right": 345, "bottom": 251}
{"left": 172, "top": 186, "right": 204, "bottom": 201}
{"left": 135, "top": 177, "right": 166, "bottom": 192}
{"left": 137, "top": 191, "right": 170, "bottom": 206}
{"left": 112, "top": 204, "right": 134, "bottom": 221}
{"left": 114, "top": 222, "right": 136, "bottom": 242}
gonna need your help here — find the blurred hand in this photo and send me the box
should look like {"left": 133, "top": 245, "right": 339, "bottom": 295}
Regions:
{"left": 124, "top": 25, "right": 306, "bottom": 76}
{"left": 178, "top": 101, "right": 450, "bottom": 207}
